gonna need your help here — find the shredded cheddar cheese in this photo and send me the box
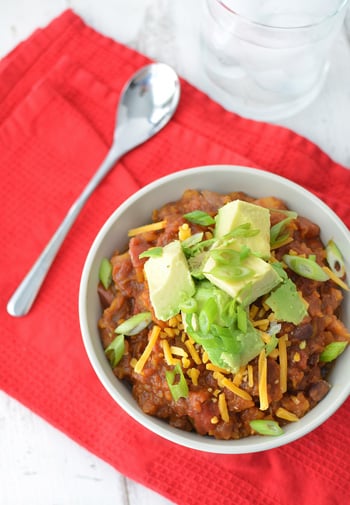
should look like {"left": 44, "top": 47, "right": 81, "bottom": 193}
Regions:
{"left": 161, "top": 339, "right": 179, "bottom": 366}
{"left": 218, "top": 393, "right": 230, "bottom": 423}
{"left": 170, "top": 345, "right": 188, "bottom": 358}
{"left": 258, "top": 306, "right": 267, "bottom": 319}
{"left": 252, "top": 319, "right": 270, "bottom": 331}
{"left": 202, "top": 351, "right": 209, "bottom": 364}
{"left": 258, "top": 349, "right": 269, "bottom": 411}
{"left": 262, "top": 299, "right": 270, "bottom": 312}
{"left": 181, "top": 356, "right": 191, "bottom": 368}
{"left": 134, "top": 325, "right": 161, "bottom": 374}
{"left": 178, "top": 223, "right": 191, "bottom": 241}
{"left": 187, "top": 367, "right": 200, "bottom": 386}
{"left": 278, "top": 334, "right": 288, "bottom": 394}
{"left": 276, "top": 407, "right": 299, "bottom": 422}
{"left": 323, "top": 266, "right": 350, "bottom": 291}
{"left": 293, "top": 351, "right": 301, "bottom": 363}
{"left": 206, "top": 363, "right": 231, "bottom": 374}
{"left": 163, "top": 327, "right": 176, "bottom": 337}
{"left": 232, "top": 367, "right": 246, "bottom": 386}
{"left": 214, "top": 372, "right": 253, "bottom": 401}
{"left": 127, "top": 220, "right": 167, "bottom": 237}
{"left": 184, "top": 339, "right": 202, "bottom": 365}
{"left": 270, "top": 236, "right": 294, "bottom": 250}
{"left": 249, "top": 304, "right": 259, "bottom": 320}
{"left": 260, "top": 332, "right": 272, "bottom": 344}
{"left": 247, "top": 364, "right": 254, "bottom": 388}
{"left": 168, "top": 315, "right": 181, "bottom": 328}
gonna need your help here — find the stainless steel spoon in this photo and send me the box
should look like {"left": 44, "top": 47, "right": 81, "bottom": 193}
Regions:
{"left": 7, "top": 63, "right": 180, "bottom": 317}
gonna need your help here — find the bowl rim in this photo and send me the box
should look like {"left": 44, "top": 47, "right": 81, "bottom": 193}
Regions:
{"left": 79, "top": 164, "right": 350, "bottom": 454}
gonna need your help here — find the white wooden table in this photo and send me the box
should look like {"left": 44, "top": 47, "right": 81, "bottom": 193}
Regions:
{"left": 1, "top": 1, "right": 350, "bottom": 504}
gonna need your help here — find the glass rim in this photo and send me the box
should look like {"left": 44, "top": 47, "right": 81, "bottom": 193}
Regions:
{"left": 217, "top": 0, "right": 349, "bottom": 30}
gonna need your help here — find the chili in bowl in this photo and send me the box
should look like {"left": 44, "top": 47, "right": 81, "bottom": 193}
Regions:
{"left": 79, "top": 165, "right": 350, "bottom": 454}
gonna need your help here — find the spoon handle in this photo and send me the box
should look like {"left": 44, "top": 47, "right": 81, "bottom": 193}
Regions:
{"left": 7, "top": 147, "right": 121, "bottom": 317}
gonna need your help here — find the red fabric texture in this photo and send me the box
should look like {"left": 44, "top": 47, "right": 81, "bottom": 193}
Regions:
{"left": 1, "top": 10, "right": 350, "bottom": 505}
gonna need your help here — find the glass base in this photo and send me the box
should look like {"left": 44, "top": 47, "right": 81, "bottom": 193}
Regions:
{"left": 202, "top": 63, "right": 329, "bottom": 122}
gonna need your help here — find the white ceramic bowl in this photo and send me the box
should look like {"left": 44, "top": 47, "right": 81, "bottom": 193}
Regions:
{"left": 79, "top": 165, "right": 350, "bottom": 453}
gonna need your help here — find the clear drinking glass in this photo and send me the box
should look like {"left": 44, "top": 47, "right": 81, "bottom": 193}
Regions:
{"left": 200, "top": 0, "right": 349, "bottom": 120}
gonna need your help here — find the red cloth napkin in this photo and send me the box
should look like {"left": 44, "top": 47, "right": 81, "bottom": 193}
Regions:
{"left": 1, "top": 10, "right": 350, "bottom": 505}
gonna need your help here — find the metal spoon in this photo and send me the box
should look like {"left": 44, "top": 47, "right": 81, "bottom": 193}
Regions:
{"left": 7, "top": 63, "right": 180, "bottom": 317}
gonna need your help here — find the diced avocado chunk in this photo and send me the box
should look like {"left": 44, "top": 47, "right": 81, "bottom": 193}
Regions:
{"left": 265, "top": 278, "right": 308, "bottom": 325}
{"left": 144, "top": 240, "right": 195, "bottom": 321}
{"left": 203, "top": 252, "right": 282, "bottom": 306}
{"left": 215, "top": 200, "right": 271, "bottom": 258}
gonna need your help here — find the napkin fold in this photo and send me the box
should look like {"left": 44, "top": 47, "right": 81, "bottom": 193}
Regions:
{"left": 1, "top": 10, "right": 350, "bottom": 505}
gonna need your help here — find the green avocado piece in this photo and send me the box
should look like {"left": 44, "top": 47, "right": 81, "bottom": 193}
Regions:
{"left": 144, "top": 240, "right": 195, "bottom": 321}
{"left": 265, "top": 278, "right": 308, "bottom": 325}
{"left": 215, "top": 200, "right": 271, "bottom": 258}
{"left": 203, "top": 252, "right": 282, "bottom": 307}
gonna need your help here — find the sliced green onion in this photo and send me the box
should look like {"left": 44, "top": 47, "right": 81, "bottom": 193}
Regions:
{"left": 204, "top": 297, "right": 218, "bottom": 322}
{"left": 326, "top": 240, "right": 346, "bottom": 278}
{"left": 139, "top": 247, "right": 163, "bottom": 259}
{"left": 250, "top": 419, "right": 284, "bottom": 436}
{"left": 181, "top": 232, "right": 204, "bottom": 250}
{"left": 319, "top": 341, "right": 348, "bottom": 362}
{"left": 283, "top": 254, "right": 329, "bottom": 281}
{"left": 179, "top": 298, "right": 197, "bottom": 314}
{"left": 199, "top": 297, "right": 218, "bottom": 333}
{"left": 190, "top": 313, "right": 199, "bottom": 332}
{"left": 270, "top": 215, "right": 296, "bottom": 247}
{"left": 237, "top": 305, "right": 248, "bottom": 333}
{"left": 99, "top": 257, "right": 113, "bottom": 289}
{"left": 220, "top": 300, "right": 237, "bottom": 326}
{"left": 165, "top": 363, "right": 189, "bottom": 401}
{"left": 198, "top": 310, "right": 210, "bottom": 334}
{"left": 188, "top": 252, "right": 207, "bottom": 279}
{"left": 224, "top": 223, "right": 259, "bottom": 239}
{"left": 190, "top": 238, "right": 216, "bottom": 255}
{"left": 209, "top": 265, "right": 253, "bottom": 281}
{"left": 239, "top": 245, "right": 251, "bottom": 261}
{"left": 209, "top": 248, "right": 241, "bottom": 265}
{"left": 115, "top": 312, "right": 152, "bottom": 336}
{"left": 183, "top": 210, "right": 215, "bottom": 226}
{"left": 271, "top": 234, "right": 290, "bottom": 249}
{"left": 105, "top": 334, "right": 125, "bottom": 368}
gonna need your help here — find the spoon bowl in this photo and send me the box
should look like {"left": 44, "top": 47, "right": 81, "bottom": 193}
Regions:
{"left": 114, "top": 63, "right": 180, "bottom": 155}
{"left": 7, "top": 63, "right": 180, "bottom": 317}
